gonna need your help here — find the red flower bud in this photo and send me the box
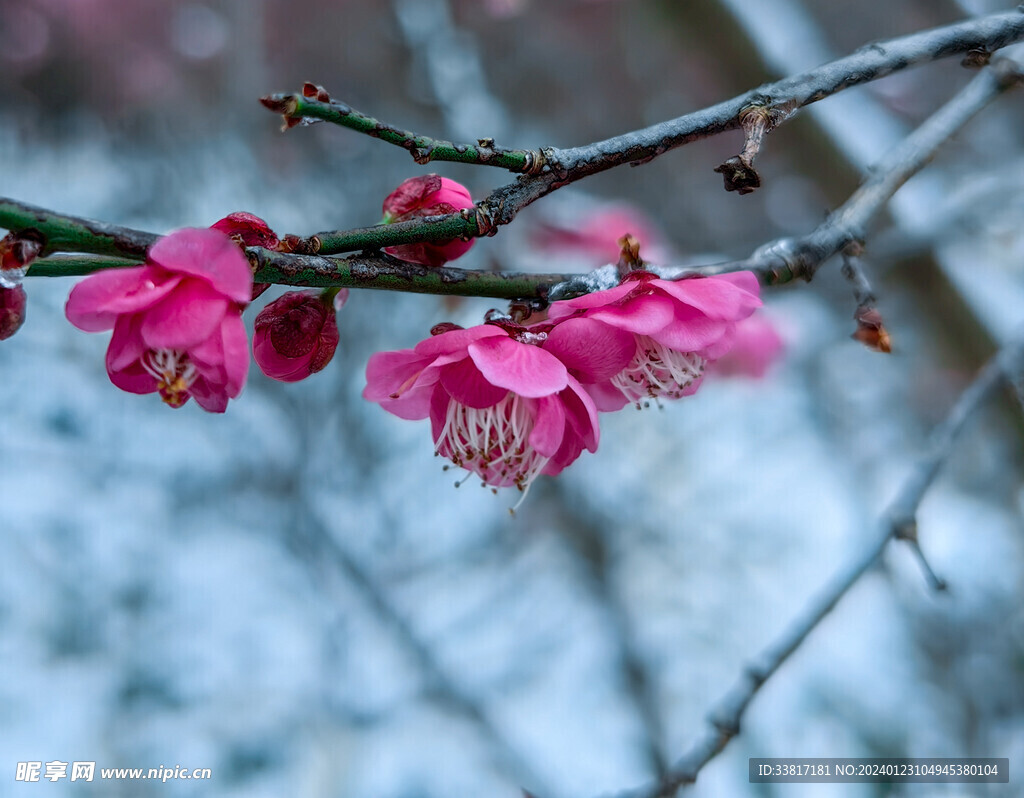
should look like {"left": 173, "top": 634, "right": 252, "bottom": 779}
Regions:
{"left": 253, "top": 290, "right": 344, "bottom": 382}
{"left": 381, "top": 175, "right": 475, "bottom": 267}
{"left": 210, "top": 213, "right": 280, "bottom": 300}
{"left": 1, "top": 232, "right": 44, "bottom": 288}
{"left": 0, "top": 284, "right": 28, "bottom": 340}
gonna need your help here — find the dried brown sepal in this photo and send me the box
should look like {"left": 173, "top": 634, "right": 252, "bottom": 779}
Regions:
{"left": 302, "top": 82, "right": 331, "bottom": 103}
{"left": 852, "top": 306, "right": 891, "bottom": 353}
{"left": 616, "top": 232, "right": 644, "bottom": 275}
{"left": 430, "top": 322, "right": 464, "bottom": 336}
{"left": 714, "top": 156, "right": 762, "bottom": 195}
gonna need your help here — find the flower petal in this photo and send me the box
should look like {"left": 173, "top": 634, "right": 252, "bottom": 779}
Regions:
{"left": 439, "top": 356, "right": 509, "bottom": 409}
{"left": 139, "top": 280, "right": 228, "bottom": 350}
{"left": 587, "top": 294, "right": 676, "bottom": 335}
{"left": 147, "top": 228, "right": 253, "bottom": 303}
{"left": 105, "top": 315, "right": 148, "bottom": 373}
{"left": 527, "top": 394, "right": 566, "bottom": 457}
{"left": 413, "top": 324, "right": 505, "bottom": 358}
{"left": 66, "top": 266, "right": 177, "bottom": 332}
{"left": 543, "top": 316, "right": 635, "bottom": 383}
{"left": 468, "top": 336, "right": 568, "bottom": 398}
{"left": 656, "top": 274, "right": 761, "bottom": 320}
{"left": 654, "top": 307, "right": 729, "bottom": 351}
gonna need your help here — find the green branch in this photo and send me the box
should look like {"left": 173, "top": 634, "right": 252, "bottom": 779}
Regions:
{"left": 0, "top": 198, "right": 157, "bottom": 259}
{"left": 259, "top": 93, "right": 542, "bottom": 173}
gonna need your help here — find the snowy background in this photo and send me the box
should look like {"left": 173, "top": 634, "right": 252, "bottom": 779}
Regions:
{"left": 1, "top": 1, "right": 1023, "bottom": 796}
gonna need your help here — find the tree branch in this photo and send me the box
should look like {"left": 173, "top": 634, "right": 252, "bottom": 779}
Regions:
{"left": 264, "top": 10, "right": 1024, "bottom": 184}
{"left": 654, "top": 55, "right": 1024, "bottom": 290}
{"left": 614, "top": 331, "right": 1024, "bottom": 798}
{"left": 10, "top": 16, "right": 1024, "bottom": 307}
{"left": 0, "top": 198, "right": 157, "bottom": 260}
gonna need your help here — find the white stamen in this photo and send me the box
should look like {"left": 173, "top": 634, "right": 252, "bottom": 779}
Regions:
{"left": 141, "top": 348, "right": 198, "bottom": 406}
{"left": 611, "top": 335, "right": 705, "bottom": 406}
{"left": 436, "top": 393, "right": 550, "bottom": 494}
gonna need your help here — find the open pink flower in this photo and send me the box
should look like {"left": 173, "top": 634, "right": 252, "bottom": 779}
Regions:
{"left": 542, "top": 271, "right": 762, "bottom": 410}
{"left": 65, "top": 228, "right": 252, "bottom": 412}
{"left": 253, "top": 289, "right": 344, "bottom": 382}
{"left": 363, "top": 322, "right": 599, "bottom": 494}
{"left": 382, "top": 175, "right": 476, "bottom": 267}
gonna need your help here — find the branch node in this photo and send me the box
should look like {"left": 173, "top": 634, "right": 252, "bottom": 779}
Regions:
{"left": 473, "top": 204, "right": 498, "bottom": 237}
{"left": 961, "top": 47, "right": 992, "bottom": 68}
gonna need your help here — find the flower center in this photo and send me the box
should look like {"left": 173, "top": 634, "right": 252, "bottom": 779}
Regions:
{"left": 611, "top": 335, "right": 705, "bottom": 406}
{"left": 142, "top": 348, "right": 198, "bottom": 408}
{"left": 435, "top": 392, "right": 549, "bottom": 493}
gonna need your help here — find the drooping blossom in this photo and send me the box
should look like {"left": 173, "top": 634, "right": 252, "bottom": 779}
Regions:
{"left": 0, "top": 285, "right": 27, "bottom": 340}
{"left": 363, "top": 322, "right": 599, "bottom": 495}
{"left": 708, "top": 314, "right": 784, "bottom": 378}
{"left": 542, "top": 270, "right": 762, "bottom": 410}
{"left": 210, "top": 211, "right": 279, "bottom": 300}
{"left": 381, "top": 175, "right": 476, "bottom": 267}
{"left": 253, "top": 289, "right": 345, "bottom": 382}
{"left": 65, "top": 227, "right": 252, "bottom": 412}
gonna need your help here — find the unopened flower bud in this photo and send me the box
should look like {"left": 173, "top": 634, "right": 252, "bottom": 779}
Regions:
{"left": 253, "top": 290, "right": 344, "bottom": 382}
{"left": 211, "top": 212, "right": 280, "bottom": 300}
{"left": 0, "top": 284, "right": 27, "bottom": 340}
{"left": 0, "top": 232, "right": 44, "bottom": 288}
{"left": 381, "top": 175, "right": 475, "bottom": 267}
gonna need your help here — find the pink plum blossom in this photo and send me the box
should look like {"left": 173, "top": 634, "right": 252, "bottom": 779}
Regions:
{"left": 65, "top": 227, "right": 252, "bottom": 412}
{"left": 253, "top": 289, "right": 344, "bottom": 382}
{"left": 708, "top": 314, "right": 784, "bottom": 378}
{"left": 381, "top": 175, "right": 476, "bottom": 267}
{"left": 542, "top": 270, "right": 762, "bottom": 410}
{"left": 531, "top": 204, "right": 670, "bottom": 265}
{"left": 363, "top": 322, "right": 599, "bottom": 495}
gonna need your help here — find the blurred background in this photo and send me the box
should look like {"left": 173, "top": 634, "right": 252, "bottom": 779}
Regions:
{"left": 2, "top": 0, "right": 1023, "bottom": 795}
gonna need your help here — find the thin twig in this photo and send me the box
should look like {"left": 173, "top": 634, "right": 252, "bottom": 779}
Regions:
{"left": 264, "top": 10, "right": 1024, "bottom": 182}
{"left": 661, "top": 56, "right": 1024, "bottom": 289}
{"left": 612, "top": 332, "right": 1024, "bottom": 798}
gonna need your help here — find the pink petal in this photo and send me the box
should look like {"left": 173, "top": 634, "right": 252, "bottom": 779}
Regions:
{"left": 139, "top": 280, "right": 229, "bottom": 351}
{"left": 147, "top": 228, "right": 253, "bottom": 303}
{"left": 556, "top": 281, "right": 635, "bottom": 310}
{"left": 468, "top": 336, "right": 568, "bottom": 397}
{"left": 560, "top": 378, "right": 599, "bottom": 453}
{"left": 656, "top": 275, "right": 761, "bottom": 320}
{"left": 66, "top": 266, "right": 178, "bottom": 332}
{"left": 106, "top": 315, "right": 148, "bottom": 372}
{"left": 654, "top": 307, "right": 729, "bottom": 351}
{"left": 527, "top": 395, "right": 566, "bottom": 457}
{"left": 543, "top": 316, "right": 635, "bottom": 382}
{"left": 439, "top": 356, "right": 509, "bottom": 409}
{"left": 363, "top": 349, "right": 436, "bottom": 401}
{"left": 219, "top": 313, "right": 249, "bottom": 395}
{"left": 413, "top": 324, "right": 505, "bottom": 358}
{"left": 587, "top": 294, "right": 676, "bottom": 335}
{"left": 189, "top": 377, "right": 228, "bottom": 413}
{"left": 581, "top": 379, "right": 631, "bottom": 412}
{"left": 429, "top": 383, "right": 454, "bottom": 449}
{"left": 107, "top": 359, "right": 158, "bottom": 395}
{"left": 377, "top": 382, "right": 437, "bottom": 420}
